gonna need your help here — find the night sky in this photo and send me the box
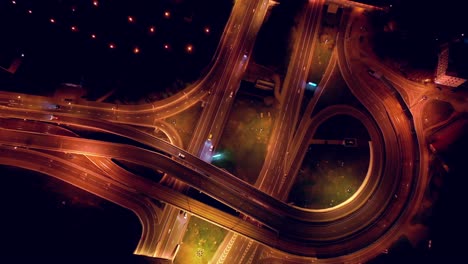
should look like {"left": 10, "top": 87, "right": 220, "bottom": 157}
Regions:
{"left": 0, "top": 0, "right": 467, "bottom": 263}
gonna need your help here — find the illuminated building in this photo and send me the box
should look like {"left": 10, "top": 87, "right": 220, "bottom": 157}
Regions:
{"left": 435, "top": 40, "right": 468, "bottom": 88}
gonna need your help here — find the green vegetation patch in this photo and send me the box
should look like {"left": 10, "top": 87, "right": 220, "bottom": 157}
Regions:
{"left": 298, "top": 21, "right": 337, "bottom": 123}
{"left": 288, "top": 144, "right": 369, "bottom": 209}
{"left": 311, "top": 66, "right": 364, "bottom": 116}
{"left": 308, "top": 5, "right": 339, "bottom": 85}
{"left": 213, "top": 94, "right": 277, "bottom": 184}
{"left": 175, "top": 216, "right": 227, "bottom": 264}
{"left": 165, "top": 102, "right": 203, "bottom": 148}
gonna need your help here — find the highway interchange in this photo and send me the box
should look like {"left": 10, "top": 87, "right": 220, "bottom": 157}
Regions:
{"left": 0, "top": 0, "right": 434, "bottom": 263}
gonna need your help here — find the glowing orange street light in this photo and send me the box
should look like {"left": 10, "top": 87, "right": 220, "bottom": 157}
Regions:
{"left": 91, "top": 33, "right": 96, "bottom": 39}
{"left": 204, "top": 27, "right": 210, "bottom": 34}
{"left": 71, "top": 26, "right": 77, "bottom": 32}
{"left": 186, "top": 44, "right": 193, "bottom": 53}
{"left": 164, "top": 44, "right": 170, "bottom": 50}
{"left": 133, "top": 47, "right": 140, "bottom": 54}
{"left": 93, "top": 1, "right": 98, "bottom": 7}
{"left": 149, "top": 26, "right": 155, "bottom": 33}
{"left": 164, "top": 11, "right": 170, "bottom": 18}
{"left": 50, "top": 18, "right": 56, "bottom": 23}
{"left": 128, "top": 16, "right": 134, "bottom": 23}
{"left": 109, "top": 43, "right": 116, "bottom": 49}
{"left": 28, "top": 10, "right": 32, "bottom": 14}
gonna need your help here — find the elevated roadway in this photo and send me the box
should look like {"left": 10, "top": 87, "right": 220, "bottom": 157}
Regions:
{"left": 0, "top": 125, "right": 415, "bottom": 259}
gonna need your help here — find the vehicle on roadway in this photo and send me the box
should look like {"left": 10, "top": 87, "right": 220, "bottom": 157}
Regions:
{"left": 178, "top": 153, "right": 185, "bottom": 159}
{"left": 368, "top": 69, "right": 382, "bottom": 79}
{"left": 343, "top": 138, "right": 357, "bottom": 147}
{"left": 179, "top": 210, "right": 188, "bottom": 219}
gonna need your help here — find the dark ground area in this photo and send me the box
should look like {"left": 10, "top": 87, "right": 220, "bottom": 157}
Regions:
{"left": 0, "top": 165, "right": 150, "bottom": 264}
{"left": 369, "top": 132, "right": 468, "bottom": 263}
{"left": 0, "top": 0, "right": 232, "bottom": 102}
